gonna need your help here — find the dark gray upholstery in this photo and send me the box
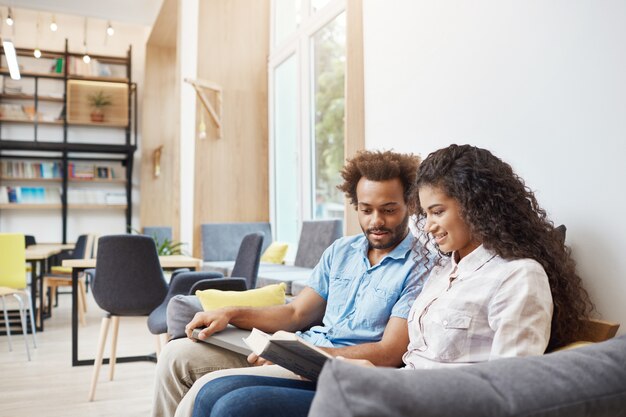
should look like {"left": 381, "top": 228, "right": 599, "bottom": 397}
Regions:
{"left": 152, "top": 233, "right": 264, "bottom": 336}
{"left": 201, "top": 222, "right": 271, "bottom": 261}
{"left": 293, "top": 220, "right": 342, "bottom": 268}
{"left": 310, "top": 335, "right": 626, "bottom": 417}
{"left": 92, "top": 235, "right": 168, "bottom": 316}
{"left": 25, "top": 235, "right": 36, "bottom": 248}
{"left": 146, "top": 269, "right": 224, "bottom": 334}
{"left": 166, "top": 295, "right": 203, "bottom": 339}
{"left": 142, "top": 226, "right": 173, "bottom": 243}
{"left": 55, "top": 234, "right": 89, "bottom": 263}
{"left": 229, "top": 232, "right": 264, "bottom": 289}
{"left": 165, "top": 280, "right": 248, "bottom": 340}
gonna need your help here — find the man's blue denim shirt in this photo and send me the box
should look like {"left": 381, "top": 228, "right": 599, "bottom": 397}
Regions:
{"left": 299, "top": 232, "right": 430, "bottom": 347}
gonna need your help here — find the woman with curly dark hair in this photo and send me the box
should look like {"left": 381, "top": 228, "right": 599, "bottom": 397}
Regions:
{"left": 411, "top": 144, "right": 593, "bottom": 354}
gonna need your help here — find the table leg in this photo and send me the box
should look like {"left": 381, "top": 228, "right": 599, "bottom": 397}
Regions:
{"left": 29, "top": 259, "right": 45, "bottom": 331}
{"left": 72, "top": 267, "right": 80, "bottom": 366}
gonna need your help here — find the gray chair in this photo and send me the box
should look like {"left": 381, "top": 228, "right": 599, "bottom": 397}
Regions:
{"left": 293, "top": 219, "right": 343, "bottom": 268}
{"left": 254, "top": 219, "right": 343, "bottom": 293}
{"left": 24, "top": 235, "right": 36, "bottom": 248}
{"left": 88, "top": 234, "right": 169, "bottom": 401}
{"left": 151, "top": 232, "right": 265, "bottom": 340}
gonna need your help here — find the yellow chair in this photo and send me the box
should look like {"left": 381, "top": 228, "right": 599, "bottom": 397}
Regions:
{"left": 43, "top": 234, "right": 94, "bottom": 326}
{"left": 0, "top": 233, "right": 38, "bottom": 361}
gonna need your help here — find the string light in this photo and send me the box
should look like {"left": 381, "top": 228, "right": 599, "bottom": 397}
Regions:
{"left": 6, "top": 7, "right": 13, "bottom": 26}
{"left": 34, "top": 14, "right": 42, "bottom": 58}
{"left": 82, "top": 17, "right": 90, "bottom": 63}
{"left": 50, "top": 14, "right": 57, "bottom": 32}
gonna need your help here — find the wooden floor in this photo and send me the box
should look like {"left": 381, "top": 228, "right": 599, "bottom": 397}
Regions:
{"left": 0, "top": 289, "right": 157, "bottom": 417}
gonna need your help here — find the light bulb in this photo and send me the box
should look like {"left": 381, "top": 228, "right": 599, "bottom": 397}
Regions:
{"left": 6, "top": 16, "right": 13, "bottom": 26}
{"left": 106, "top": 23, "right": 114, "bottom": 36}
{"left": 50, "top": 21, "right": 58, "bottom": 31}
{"left": 83, "top": 54, "right": 91, "bottom": 64}
{"left": 34, "top": 48, "right": 42, "bottom": 59}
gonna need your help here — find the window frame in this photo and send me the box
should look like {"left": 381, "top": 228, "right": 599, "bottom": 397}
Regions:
{"left": 269, "top": 0, "right": 347, "bottom": 249}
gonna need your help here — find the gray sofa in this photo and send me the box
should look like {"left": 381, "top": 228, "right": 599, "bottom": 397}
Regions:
{"left": 201, "top": 222, "right": 272, "bottom": 264}
{"left": 203, "top": 220, "right": 342, "bottom": 294}
{"left": 309, "top": 334, "right": 626, "bottom": 417}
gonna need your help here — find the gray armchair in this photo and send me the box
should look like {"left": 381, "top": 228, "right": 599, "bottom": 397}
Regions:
{"left": 154, "top": 232, "right": 265, "bottom": 340}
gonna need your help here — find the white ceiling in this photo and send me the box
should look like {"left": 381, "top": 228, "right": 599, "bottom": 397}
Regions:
{"left": 0, "top": 0, "right": 163, "bottom": 26}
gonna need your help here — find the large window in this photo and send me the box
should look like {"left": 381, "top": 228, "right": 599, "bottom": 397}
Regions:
{"left": 270, "top": 0, "right": 346, "bottom": 254}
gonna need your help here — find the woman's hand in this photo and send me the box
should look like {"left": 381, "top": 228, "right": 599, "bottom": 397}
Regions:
{"left": 247, "top": 352, "right": 274, "bottom": 366}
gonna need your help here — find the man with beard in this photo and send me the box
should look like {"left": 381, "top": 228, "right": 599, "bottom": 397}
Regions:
{"left": 153, "top": 150, "right": 430, "bottom": 417}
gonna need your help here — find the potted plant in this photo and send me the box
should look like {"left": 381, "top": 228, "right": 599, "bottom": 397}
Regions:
{"left": 88, "top": 90, "right": 113, "bottom": 122}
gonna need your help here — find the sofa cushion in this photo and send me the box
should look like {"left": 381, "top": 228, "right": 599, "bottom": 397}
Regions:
{"left": 309, "top": 335, "right": 626, "bottom": 417}
{"left": 166, "top": 294, "right": 203, "bottom": 339}
{"left": 201, "top": 222, "right": 272, "bottom": 262}
{"left": 260, "top": 241, "right": 289, "bottom": 264}
{"left": 196, "top": 282, "right": 286, "bottom": 311}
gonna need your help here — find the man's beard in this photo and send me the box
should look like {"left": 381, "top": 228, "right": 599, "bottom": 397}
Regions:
{"left": 363, "top": 214, "right": 409, "bottom": 250}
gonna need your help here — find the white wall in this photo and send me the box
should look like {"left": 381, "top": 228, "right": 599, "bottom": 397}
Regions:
{"left": 363, "top": 1, "right": 626, "bottom": 331}
{"left": 0, "top": 7, "right": 150, "bottom": 242}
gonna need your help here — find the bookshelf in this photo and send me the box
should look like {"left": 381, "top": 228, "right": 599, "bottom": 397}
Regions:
{"left": 0, "top": 40, "right": 136, "bottom": 242}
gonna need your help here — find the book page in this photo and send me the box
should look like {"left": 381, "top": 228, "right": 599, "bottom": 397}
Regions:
{"left": 243, "top": 328, "right": 332, "bottom": 381}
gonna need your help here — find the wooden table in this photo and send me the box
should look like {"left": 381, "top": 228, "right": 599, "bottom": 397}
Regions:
{"left": 25, "top": 244, "right": 74, "bottom": 331}
{"left": 63, "top": 255, "right": 203, "bottom": 366}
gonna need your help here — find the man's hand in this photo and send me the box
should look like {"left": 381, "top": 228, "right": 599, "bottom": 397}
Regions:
{"left": 184, "top": 308, "right": 232, "bottom": 340}
{"left": 246, "top": 352, "right": 274, "bottom": 367}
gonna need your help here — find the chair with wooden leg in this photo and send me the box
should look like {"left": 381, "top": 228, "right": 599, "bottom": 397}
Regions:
{"left": 88, "top": 234, "right": 168, "bottom": 401}
{"left": 43, "top": 234, "right": 94, "bottom": 325}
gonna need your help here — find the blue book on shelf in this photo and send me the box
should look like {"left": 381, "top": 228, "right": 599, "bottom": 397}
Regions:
{"left": 7, "top": 186, "right": 19, "bottom": 203}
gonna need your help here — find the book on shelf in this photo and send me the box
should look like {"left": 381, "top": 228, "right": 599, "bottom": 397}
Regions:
{"left": 95, "top": 166, "right": 114, "bottom": 179}
{"left": 242, "top": 328, "right": 333, "bottom": 381}
{"left": 68, "top": 162, "right": 95, "bottom": 179}
{"left": 2, "top": 186, "right": 60, "bottom": 204}
{"left": 0, "top": 160, "right": 62, "bottom": 179}
{"left": 105, "top": 192, "right": 126, "bottom": 205}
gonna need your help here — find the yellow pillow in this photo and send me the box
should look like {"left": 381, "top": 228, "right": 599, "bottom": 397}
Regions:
{"left": 196, "top": 282, "right": 287, "bottom": 311}
{"left": 260, "top": 242, "right": 289, "bottom": 264}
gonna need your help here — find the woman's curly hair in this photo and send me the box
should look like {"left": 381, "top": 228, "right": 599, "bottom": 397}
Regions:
{"left": 412, "top": 144, "right": 593, "bottom": 351}
{"left": 338, "top": 150, "right": 421, "bottom": 210}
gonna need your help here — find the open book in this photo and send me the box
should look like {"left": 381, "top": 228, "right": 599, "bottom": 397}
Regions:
{"left": 243, "top": 328, "right": 333, "bottom": 381}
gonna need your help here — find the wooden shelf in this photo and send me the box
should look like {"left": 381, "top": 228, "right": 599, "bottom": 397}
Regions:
{"left": 69, "top": 178, "right": 126, "bottom": 184}
{"left": 0, "top": 68, "right": 64, "bottom": 79}
{"left": 0, "top": 203, "right": 61, "bottom": 209}
{"left": 66, "top": 80, "right": 129, "bottom": 126}
{"left": 0, "top": 177, "right": 62, "bottom": 182}
{"left": 68, "top": 204, "right": 127, "bottom": 210}
{"left": 67, "top": 75, "right": 129, "bottom": 83}
{"left": 0, "top": 177, "right": 125, "bottom": 184}
{"left": 67, "top": 121, "right": 128, "bottom": 128}
{"left": 0, "top": 118, "right": 64, "bottom": 125}
{"left": 0, "top": 93, "right": 65, "bottom": 102}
